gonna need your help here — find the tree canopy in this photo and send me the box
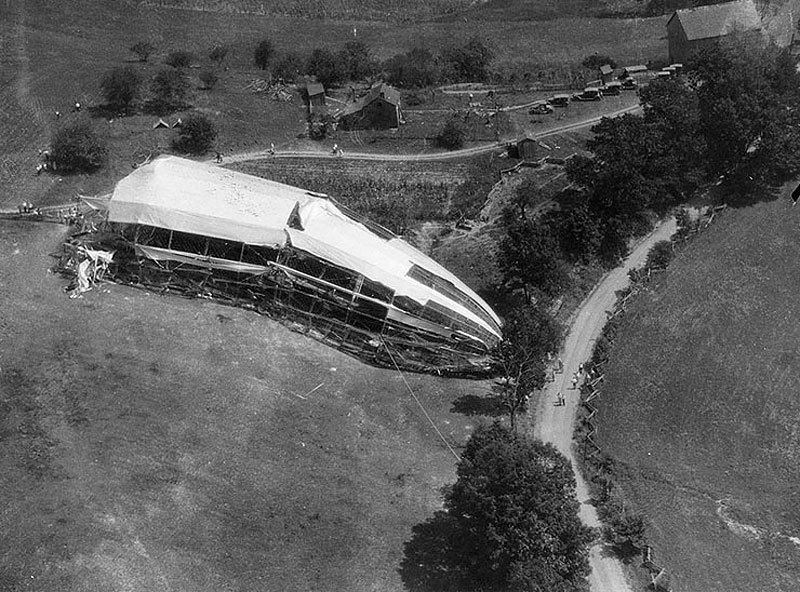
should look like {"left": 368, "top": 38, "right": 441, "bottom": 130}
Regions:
{"left": 494, "top": 306, "right": 562, "bottom": 430}
{"left": 100, "top": 66, "right": 142, "bottom": 111}
{"left": 149, "top": 67, "right": 189, "bottom": 113}
{"left": 254, "top": 39, "right": 275, "bottom": 71}
{"left": 444, "top": 423, "right": 592, "bottom": 591}
{"left": 305, "top": 47, "right": 342, "bottom": 88}
{"left": 51, "top": 122, "right": 107, "bottom": 173}
{"left": 172, "top": 112, "right": 217, "bottom": 155}
{"left": 443, "top": 37, "right": 493, "bottom": 82}
{"left": 130, "top": 41, "right": 154, "bottom": 62}
{"left": 689, "top": 36, "right": 800, "bottom": 184}
{"left": 498, "top": 209, "right": 571, "bottom": 298}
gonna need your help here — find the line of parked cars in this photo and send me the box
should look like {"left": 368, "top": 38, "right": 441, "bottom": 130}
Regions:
{"left": 528, "top": 62, "right": 682, "bottom": 115}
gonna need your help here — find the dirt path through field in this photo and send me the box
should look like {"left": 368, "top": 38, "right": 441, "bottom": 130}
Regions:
{"left": 217, "top": 105, "right": 641, "bottom": 166}
{"left": 532, "top": 217, "right": 677, "bottom": 592}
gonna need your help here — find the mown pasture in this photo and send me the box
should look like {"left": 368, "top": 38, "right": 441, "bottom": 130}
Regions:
{"left": 593, "top": 191, "right": 800, "bottom": 592}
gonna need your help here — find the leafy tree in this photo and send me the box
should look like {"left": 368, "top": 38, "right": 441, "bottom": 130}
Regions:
{"left": 638, "top": 77, "right": 706, "bottom": 202}
{"left": 149, "top": 67, "right": 189, "bottom": 113}
{"left": 494, "top": 306, "right": 561, "bottom": 430}
{"left": 199, "top": 68, "right": 218, "bottom": 90}
{"left": 444, "top": 37, "right": 493, "bottom": 82}
{"left": 435, "top": 118, "right": 466, "bottom": 150}
{"left": 130, "top": 41, "right": 155, "bottom": 62}
{"left": 383, "top": 46, "right": 442, "bottom": 88}
{"left": 600, "top": 500, "right": 647, "bottom": 559}
{"left": 689, "top": 35, "right": 800, "bottom": 184}
{"left": 273, "top": 52, "right": 303, "bottom": 82}
{"left": 254, "top": 39, "right": 275, "bottom": 71}
{"left": 51, "top": 122, "right": 107, "bottom": 173}
{"left": 100, "top": 66, "right": 142, "bottom": 111}
{"left": 172, "top": 112, "right": 217, "bottom": 155}
{"left": 305, "top": 47, "right": 342, "bottom": 88}
{"left": 554, "top": 204, "right": 603, "bottom": 262}
{"left": 498, "top": 210, "right": 571, "bottom": 299}
{"left": 337, "top": 41, "right": 374, "bottom": 81}
{"left": 581, "top": 54, "right": 616, "bottom": 70}
{"left": 165, "top": 50, "right": 193, "bottom": 68}
{"left": 209, "top": 44, "right": 229, "bottom": 65}
{"left": 444, "top": 423, "right": 593, "bottom": 591}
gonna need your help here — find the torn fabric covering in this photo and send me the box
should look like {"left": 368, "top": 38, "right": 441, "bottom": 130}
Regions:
{"left": 136, "top": 244, "right": 270, "bottom": 275}
{"left": 107, "top": 156, "right": 302, "bottom": 247}
{"left": 67, "top": 246, "right": 115, "bottom": 298}
{"left": 286, "top": 228, "right": 497, "bottom": 338}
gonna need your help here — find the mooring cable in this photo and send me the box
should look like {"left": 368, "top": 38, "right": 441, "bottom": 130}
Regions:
{"left": 380, "top": 338, "right": 460, "bottom": 462}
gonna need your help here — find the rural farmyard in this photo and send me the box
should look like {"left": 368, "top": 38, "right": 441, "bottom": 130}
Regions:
{"left": 2, "top": 1, "right": 800, "bottom": 591}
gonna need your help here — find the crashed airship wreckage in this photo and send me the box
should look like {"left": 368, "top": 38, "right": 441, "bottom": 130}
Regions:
{"left": 63, "top": 156, "right": 502, "bottom": 375}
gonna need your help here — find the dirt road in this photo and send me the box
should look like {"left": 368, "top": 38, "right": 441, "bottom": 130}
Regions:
{"left": 532, "top": 217, "right": 677, "bottom": 592}
{"left": 217, "top": 105, "right": 641, "bottom": 166}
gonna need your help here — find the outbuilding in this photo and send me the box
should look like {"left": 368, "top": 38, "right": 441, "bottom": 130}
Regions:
{"left": 599, "top": 64, "right": 615, "bottom": 83}
{"left": 306, "top": 82, "right": 326, "bottom": 115}
{"left": 666, "top": 0, "right": 762, "bottom": 64}
{"left": 514, "top": 137, "right": 538, "bottom": 160}
{"left": 337, "top": 82, "right": 403, "bottom": 130}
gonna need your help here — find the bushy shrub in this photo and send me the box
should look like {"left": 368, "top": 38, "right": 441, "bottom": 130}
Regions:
{"left": 645, "top": 240, "right": 674, "bottom": 270}
{"left": 199, "top": 69, "right": 218, "bottom": 90}
{"left": 435, "top": 119, "right": 466, "bottom": 150}
{"left": 254, "top": 39, "right": 275, "bottom": 70}
{"left": 51, "top": 123, "right": 107, "bottom": 173}
{"left": 165, "top": 51, "right": 193, "bottom": 68}
{"left": 305, "top": 47, "right": 342, "bottom": 88}
{"left": 172, "top": 112, "right": 217, "bottom": 155}
{"left": 100, "top": 66, "right": 142, "bottom": 111}
{"left": 149, "top": 68, "right": 189, "bottom": 113}
{"left": 273, "top": 53, "right": 303, "bottom": 82}
{"left": 209, "top": 44, "right": 229, "bottom": 65}
{"left": 130, "top": 41, "right": 155, "bottom": 62}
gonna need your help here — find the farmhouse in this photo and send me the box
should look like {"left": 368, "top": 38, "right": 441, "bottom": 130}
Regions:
{"left": 337, "top": 82, "right": 403, "bottom": 130}
{"left": 80, "top": 156, "right": 501, "bottom": 374}
{"left": 666, "top": 0, "right": 762, "bottom": 64}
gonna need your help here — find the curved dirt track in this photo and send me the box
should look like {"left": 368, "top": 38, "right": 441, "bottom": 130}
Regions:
{"left": 216, "top": 105, "right": 641, "bottom": 166}
{"left": 532, "top": 217, "right": 677, "bottom": 592}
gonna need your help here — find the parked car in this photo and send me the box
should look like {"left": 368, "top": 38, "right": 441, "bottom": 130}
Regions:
{"left": 547, "top": 94, "right": 571, "bottom": 107}
{"left": 572, "top": 87, "right": 602, "bottom": 102}
{"left": 529, "top": 101, "right": 554, "bottom": 115}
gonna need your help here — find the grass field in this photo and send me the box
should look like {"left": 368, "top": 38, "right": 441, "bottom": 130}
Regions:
{"left": 0, "top": 220, "right": 495, "bottom": 592}
{"left": 0, "top": 0, "right": 663, "bottom": 211}
{"left": 593, "top": 191, "right": 800, "bottom": 592}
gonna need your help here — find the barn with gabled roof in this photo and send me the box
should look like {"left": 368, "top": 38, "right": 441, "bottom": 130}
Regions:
{"left": 666, "top": 0, "right": 762, "bottom": 64}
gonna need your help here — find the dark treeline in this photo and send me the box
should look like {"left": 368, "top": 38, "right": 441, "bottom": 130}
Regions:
{"left": 498, "top": 36, "right": 800, "bottom": 303}
{"left": 267, "top": 37, "right": 494, "bottom": 88}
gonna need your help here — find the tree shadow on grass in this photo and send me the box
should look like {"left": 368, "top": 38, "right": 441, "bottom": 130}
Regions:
{"left": 716, "top": 175, "right": 783, "bottom": 208}
{"left": 399, "top": 511, "right": 470, "bottom": 592}
{"left": 450, "top": 394, "right": 505, "bottom": 417}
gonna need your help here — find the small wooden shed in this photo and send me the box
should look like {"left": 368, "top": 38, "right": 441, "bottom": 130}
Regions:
{"left": 306, "top": 82, "right": 326, "bottom": 115}
{"left": 515, "top": 137, "right": 538, "bottom": 160}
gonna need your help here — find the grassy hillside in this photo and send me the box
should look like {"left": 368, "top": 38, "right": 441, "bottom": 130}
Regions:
{"left": 0, "top": 220, "right": 491, "bottom": 592}
{"left": 594, "top": 190, "right": 800, "bottom": 591}
{"left": 0, "top": 0, "right": 665, "bottom": 212}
